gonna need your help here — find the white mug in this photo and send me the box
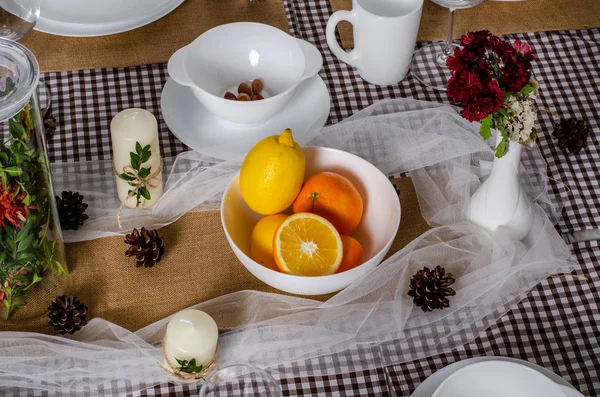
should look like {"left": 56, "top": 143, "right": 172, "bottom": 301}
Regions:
{"left": 326, "top": 0, "right": 423, "bottom": 86}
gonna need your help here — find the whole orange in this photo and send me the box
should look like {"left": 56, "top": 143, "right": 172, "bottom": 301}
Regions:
{"left": 337, "top": 235, "right": 364, "bottom": 273}
{"left": 292, "top": 172, "right": 363, "bottom": 234}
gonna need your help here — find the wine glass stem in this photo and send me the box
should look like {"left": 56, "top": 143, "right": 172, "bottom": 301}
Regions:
{"left": 437, "top": 9, "right": 456, "bottom": 66}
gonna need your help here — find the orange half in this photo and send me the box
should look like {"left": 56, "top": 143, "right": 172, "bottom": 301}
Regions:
{"left": 273, "top": 213, "right": 343, "bottom": 276}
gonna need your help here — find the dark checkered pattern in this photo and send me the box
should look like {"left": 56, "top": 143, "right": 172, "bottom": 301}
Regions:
{"left": 28, "top": 0, "right": 600, "bottom": 395}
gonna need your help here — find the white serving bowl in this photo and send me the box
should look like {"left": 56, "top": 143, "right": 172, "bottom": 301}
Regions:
{"left": 432, "top": 360, "right": 567, "bottom": 397}
{"left": 167, "top": 22, "right": 322, "bottom": 125}
{"left": 221, "top": 146, "right": 401, "bottom": 295}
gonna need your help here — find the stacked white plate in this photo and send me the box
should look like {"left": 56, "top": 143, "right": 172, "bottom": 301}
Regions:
{"left": 36, "top": 0, "right": 185, "bottom": 37}
{"left": 413, "top": 357, "right": 584, "bottom": 397}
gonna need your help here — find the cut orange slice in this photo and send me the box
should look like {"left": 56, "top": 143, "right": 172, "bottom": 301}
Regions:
{"left": 273, "top": 213, "right": 343, "bottom": 276}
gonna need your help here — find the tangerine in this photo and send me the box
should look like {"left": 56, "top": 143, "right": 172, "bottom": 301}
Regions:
{"left": 337, "top": 235, "right": 364, "bottom": 273}
{"left": 292, "top": 172, "right": 363, "bottom": 235}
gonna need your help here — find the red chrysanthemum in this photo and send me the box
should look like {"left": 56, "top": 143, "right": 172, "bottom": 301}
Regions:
{"left": 446, "top": 47, "right": 492, "bottom": 78}
{"left": 499, "top": 58, "right": 531, "bottom": 92}
{"left": 485, "top": 35, "right": 515, "bottom": 63}
{"left": 447, "top": 70, "right": 485, "bottom": 105}
{"left": 514, "top": 40, "right": 535, "bottom": 62}
{"left": 0, "top": 184, "right": 35, "bottom": 228}
{"left": 460, "top": 30, "right": 490, "bottom": 52}
{"left": 460, "top": 80, "right": 504, "bottom": 122}
{"left": 446, "top": 31, "right": 536, "bottom": 124}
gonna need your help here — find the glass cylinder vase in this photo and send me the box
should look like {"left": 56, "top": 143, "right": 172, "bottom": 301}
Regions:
{"left": 0, "top": 38, "right": 67, "bottom": 324}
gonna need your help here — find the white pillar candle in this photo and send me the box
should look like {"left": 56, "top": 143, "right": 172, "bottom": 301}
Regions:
{"left": 110, "top": 108, "right": 163, "bottom": 209}
{"left": 164, "top": 309, "right": 219, "bottom": 368}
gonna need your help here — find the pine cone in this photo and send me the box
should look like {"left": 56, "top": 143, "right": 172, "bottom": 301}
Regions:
{"left": 48, "top": 295, "right": 88, "bottom": 335}
{"left": 408, "top": 265, "right": 456, "bottom": 312}
{"left": 56, "top": 191, "right": 89, "bottom": 230}
{"left": 552, "top": 118, "right": 590, "bottom": 154}
{"left": 125, "top": 227, "right": 165, "bottom": 267}
{"left": 41, "top": 108, "right": 57, "bottom": 140}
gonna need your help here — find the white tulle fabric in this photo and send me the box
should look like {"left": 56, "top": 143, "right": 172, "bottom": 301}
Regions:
{"left": 0, "top": 99, "right": 577, "bottom": 394}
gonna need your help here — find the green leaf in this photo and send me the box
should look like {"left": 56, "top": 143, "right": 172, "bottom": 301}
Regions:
{"left": 54, "top": 261, "right": 67, "bottom": 277}
{"left": 138, "top": 167, "right": 151, "bottom": 178}
{"left": 140, "top": 153, "right": 151, "bottom": 164}
{"left": 136, "top": 142, "right": 143, "bottom": 155}
{"left": 495, "top": 134, "right": 509, "bottom": 158}
{"left": 0, "top": 171, "right": 7, "bottom": 190}
{"left": 521, "top": 84, "right": 533, "bottom": 95}
{"left": 119, "top": 173, "right": 136, "bottom": 182}
{"left": 139, "top": 187, "right": 151, "bottom": 201}
{"left": 479, "top": 115, "right": 493, "bottom": 141}
{"left": 3, "top": 166, "right": 22, "bottom": 176}
{"left": 9, "top": 119, "right": 26, "bottom": 138}
{"left": 0, "top": 152, "right": 8, "bottom": 164}
{"left": 130, "top": 152, "right": 141, "bottom": 171}
{"left": 175, "top": 357, "right": 204, "bottom": 374}
{"left": 142, "top": 145, "right": 151, "bottom": 153}
{"left": 17, "top": 234, "right": 34, "bottom": 253}
{"left": 17, "top": 252, "right": 36, "bottom": 263}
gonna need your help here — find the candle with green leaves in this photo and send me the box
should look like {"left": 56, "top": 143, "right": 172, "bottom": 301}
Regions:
{"left": 110, "top": 109, "right": 163, "bottom": 209}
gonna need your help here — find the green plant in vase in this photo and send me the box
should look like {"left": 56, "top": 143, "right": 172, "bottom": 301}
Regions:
{"left": 0, "top": 98, "right": 66, "bottom": 320}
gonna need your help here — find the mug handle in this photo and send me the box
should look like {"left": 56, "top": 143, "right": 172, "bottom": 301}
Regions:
{"left": 326, "top": 10, "right": 360, "bottom": 68}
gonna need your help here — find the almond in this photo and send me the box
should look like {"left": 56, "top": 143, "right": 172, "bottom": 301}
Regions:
{"left": 224, "top": 91, "right": 237, "bottom": 100}
{"left": 238, "top": 82, "right": 253, "bottom": 96}
{"left": 251, "top": 79, "right": 264, "bottom": 94}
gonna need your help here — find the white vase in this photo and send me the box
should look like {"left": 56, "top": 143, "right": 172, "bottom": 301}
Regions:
{"left": 467, "top": 134, "right": 534, "bottom": 241}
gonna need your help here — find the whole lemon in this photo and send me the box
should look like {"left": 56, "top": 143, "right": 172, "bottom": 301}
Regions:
{"left": 240, "top": 129, "right": 305, "bottom": 215}
{"left": 250, "top": 214, "right": 288, "bottom": 271}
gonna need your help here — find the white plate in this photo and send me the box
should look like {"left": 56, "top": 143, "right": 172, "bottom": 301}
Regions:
{"left": 160, "top": 75, "right": 331, "bottom": 161}
{"left": 412, "top": 356, "right": 583, "bottom": 397}
{"left": 35, "top": 0, "right": 184, "bottom": 37}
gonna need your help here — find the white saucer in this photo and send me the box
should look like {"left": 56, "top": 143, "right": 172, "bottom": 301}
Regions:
{"left": 411, "top": 356, "right": 582, "bottom": 397}
{"left": 36, "top": 0, "right": 184, "bottom": 37}
{"left": 161, "top": 75, "right": 330, "bottom": 161}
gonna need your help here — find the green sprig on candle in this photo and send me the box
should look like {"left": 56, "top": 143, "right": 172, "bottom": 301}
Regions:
{"left": 175, "top": 358, "right": 204, "bottom": 374}
{"left": 118, "top": 142, "right": 153, "bottom": 208}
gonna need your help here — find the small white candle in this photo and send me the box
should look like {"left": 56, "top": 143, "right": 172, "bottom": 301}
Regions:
{"left": 110, "top": 108, "right": 163, "bottom": 209}
{"left": 164, "top": 309, "right": 219, "bottom": 368}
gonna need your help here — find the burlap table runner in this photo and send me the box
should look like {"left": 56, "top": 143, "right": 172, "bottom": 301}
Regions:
{"left": 22, "top": 0, "right": 290, "bottom": 73}
{"left": 0, "top": 178, "right": 430, "bottom": 333}
{"left": 331, "top": 0, "right": 600, "bottom": 49}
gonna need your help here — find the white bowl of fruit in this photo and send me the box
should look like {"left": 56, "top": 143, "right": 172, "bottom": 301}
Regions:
{"left": 221, "top": 129, "right": 401, "bottom": 295}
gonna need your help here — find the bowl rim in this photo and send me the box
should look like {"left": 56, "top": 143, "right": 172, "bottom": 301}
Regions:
{"left": 184, "top": 22, "right": 307, "bottom": 105}
{"left": 432, "top": 360, "right": 565, "bottom": 397}
{"left": 220, "top": 145, "right": 402, "bottom": 281}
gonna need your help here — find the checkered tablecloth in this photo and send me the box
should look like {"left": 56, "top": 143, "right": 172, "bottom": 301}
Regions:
{"left": 24, "top": 1, "right": 600, "bottom": 396}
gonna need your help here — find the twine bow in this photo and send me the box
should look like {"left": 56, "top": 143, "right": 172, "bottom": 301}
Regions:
{"left": 157, "top": 338, "right": 219, "bottom": 382}
{"left": 113, "top": 158, "right": 163, "bottom": 229}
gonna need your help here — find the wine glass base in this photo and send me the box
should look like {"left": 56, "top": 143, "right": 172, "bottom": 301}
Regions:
{"left": 410, "top": 42, "right": 461, "bottom": 91}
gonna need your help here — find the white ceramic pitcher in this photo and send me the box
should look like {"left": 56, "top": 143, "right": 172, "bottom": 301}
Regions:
{"left": 326, "top": 0, "right": 423, "bottom": 86}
